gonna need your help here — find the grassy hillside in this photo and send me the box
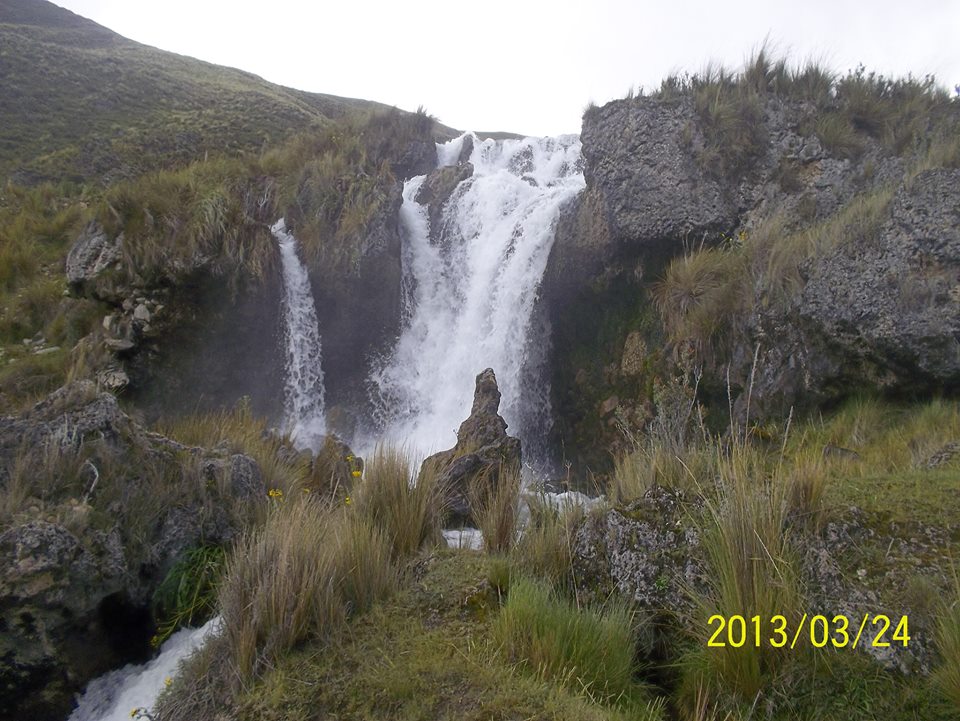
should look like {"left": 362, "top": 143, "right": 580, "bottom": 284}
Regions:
{"left": 0, "top": 0, "right": 401, "bottom": 186}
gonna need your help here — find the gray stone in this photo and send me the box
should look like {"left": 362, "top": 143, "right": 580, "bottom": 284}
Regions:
{"left": 65, "top": 222, "right": 121, "bottom": 287}
{"left": 133, "top": 303, "right": 151, "bottom": 324}
{"left": 580, "top": 96, "right": 736, "bottom": 248}
{"left": 571, "top": 487, "right": 706, "bottom": 613}
{"left": 419, "top": 368, "right": 522, "bottom": 522}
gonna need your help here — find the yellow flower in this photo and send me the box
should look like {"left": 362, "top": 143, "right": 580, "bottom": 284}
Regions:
{"left": 302, "top": 487, "right": 311, "bottom": 493}
{"left": 344, "top": 496, "right": 353, "bottom": 505}
{"left": 164, "top": 676, "right": 172, "bottom": 687}
{"left": 268, "top": 488, "right": 284, "bottom": 499}
{"left": 351, "top": 470, "right": 361, "bottom": 478}
{"left": 345, "top": 454, "right": 354, "bottom": 461}
{"left": 130, "top": 710, "right": 138, "bottom": 719}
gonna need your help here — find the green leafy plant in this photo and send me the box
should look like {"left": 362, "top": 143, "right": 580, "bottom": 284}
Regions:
{"left": 152, "top": 545, "right": 226, "bottom": 646}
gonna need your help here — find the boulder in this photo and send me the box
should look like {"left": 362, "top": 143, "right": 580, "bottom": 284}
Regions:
{"left": 580, "top": 97, "right": 736, "bottom": 249}
{"left": 65, "top": 222, "right": 122, "bottom": 291}
{"left": 800, "top": 168, "right": 960, "bottom": 389}
{"left": 419, "top": 368, "right": 521, "bottom": 522}
{"left": 571, "top": 486, "right": 706, "bottom": 614}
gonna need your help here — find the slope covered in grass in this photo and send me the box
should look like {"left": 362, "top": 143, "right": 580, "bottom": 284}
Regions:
{"left": 0, "top": 0, "right": 403, "bottom": 186}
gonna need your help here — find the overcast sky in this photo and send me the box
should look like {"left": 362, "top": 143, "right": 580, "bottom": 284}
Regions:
{"left": 54, "top": 0, "right": 960, "bottom": 137}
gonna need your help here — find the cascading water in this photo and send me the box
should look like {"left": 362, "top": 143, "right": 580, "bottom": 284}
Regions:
{"left": 271, "top": 218, "right": 327, "bottom": 450}
{"left": 69, "top": 618, "right": 220, "bottom": 721}
{"left": 367, "top": 133, "right": 584, "bottom": 463}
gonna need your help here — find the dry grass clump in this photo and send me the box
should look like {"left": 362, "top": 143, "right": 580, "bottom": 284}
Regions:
{"left": 155, "top": 398, "right": 303, "bottom": 496}
{"left": 512, "top": 493, "right": 585, "bottom": 591}
{"left": 353, "top": 445, "right": 448, "bottom": 559}
{"left": 933, "top": 574, "right": 960, "bottom": 709}
{"left": 217, "top": 445, "right": 448, "bottom": 686}
{"left": 218, "top": 498, "right": 346, "bottom": 683}
{"left": 469, "top": 464, "right": 522, "bottom": 554}
{"left": 218, "top": 497, "right": 398, "bottom": 685}
{"left": 679, "top": 443, "right": 802, "bottom": 707}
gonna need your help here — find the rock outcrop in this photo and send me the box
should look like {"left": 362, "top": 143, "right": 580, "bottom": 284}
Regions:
{"left": 571, "top": 487, "right": 706, "bottom": 613}
{"left": 546, "top": 90, "right": 960, "bottom": 465}
{"left": 0, "top": 382, "right": 268, "bottom": 721}
{"left": 419, "top": 369, "right": 521, "bottom": 522}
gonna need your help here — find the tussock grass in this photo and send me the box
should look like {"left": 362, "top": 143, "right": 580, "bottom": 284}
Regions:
{"left": 470, "top": 464, "right": 522, "bottom": 554}
{"left": 219, "top": 499, "right": 349, "bottom": 683}
{"left": 513, "top": 493, "right": 585, "bottom": 590}
{"left": 99, "top": 158, "right": 278, "bottom": 288}
{"left": 655, "top": 49, "right": 955, "bottom": 167}
{"left": 217, "top": 445, "right": 453, "bottom": 687}
{"left": 495, "top": 575, "right": 646, "bottom": 709}
{"left": 679, "top": 443, "right": 802, "bottom": 706}
{"left": 354, "top": 445, "right": 448, "bottom": 559}
{"left": 609, "top": 445, "right": 716, "bottom": 503}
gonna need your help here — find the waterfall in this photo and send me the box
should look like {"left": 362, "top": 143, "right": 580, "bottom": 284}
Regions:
{"left": 367, "top": 133, "right": 584, "bottom": 462}
{"left": 271, "top": 218, "right": 326, "bottom": 450}
{"left": 69, "top": 618, "right": 220, "bottom": 721}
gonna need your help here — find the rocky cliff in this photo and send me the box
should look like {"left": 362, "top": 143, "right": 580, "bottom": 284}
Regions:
{"left": 545, "top": 76, "right": 960, "bottom": 470}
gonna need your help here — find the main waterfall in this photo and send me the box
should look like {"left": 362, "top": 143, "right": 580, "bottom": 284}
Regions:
{"left": 271, "top": 218, "right": 326, "bottom": 450}
{"left": 367, "top": 133, "right": 584, "bottom": 462}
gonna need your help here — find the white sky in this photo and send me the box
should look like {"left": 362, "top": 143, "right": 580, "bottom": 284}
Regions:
{"left": 53, "top": 0, "right": 960, "bottom": 137}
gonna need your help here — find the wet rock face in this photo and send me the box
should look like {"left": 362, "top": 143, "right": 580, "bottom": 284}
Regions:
{"left": 419, "top": 368, "right": 522, "bottom": 523}
{"left": 548, "top": 92, "right": 960, "bottom": 436}
{"left": 0, "top": 382, "right": 268, "bottom": 721}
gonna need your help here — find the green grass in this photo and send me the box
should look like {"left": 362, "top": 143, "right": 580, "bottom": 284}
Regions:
{"left": 512, "top": 493, "right": 585, "bottom": 591}
{"left": 0, "top": 0, "right": 407, "bottom": 188}
{"left": 161, "top": 551, "right": 663, "bottom": 721}
{"left": 653, "top": 48, "right": 957, "bottom": 169}
{"left": 151, "top": 545, "right": 225, "bottom": 646}
{"left": 495, "top": 575, "right": 655, "bottom": 711}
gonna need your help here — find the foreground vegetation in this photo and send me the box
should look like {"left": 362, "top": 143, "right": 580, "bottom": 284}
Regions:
{"left": 135, "top": 392, "right": 960, "bottom": 721}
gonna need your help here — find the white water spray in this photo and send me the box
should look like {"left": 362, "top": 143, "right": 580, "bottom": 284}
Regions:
{"left": 69, "top": 617, "right": 220, "bottom": 721}
{"left": 368, "top": 133, "right": 584, "bottom": 460}
{"left": 271, "top": 218, "right": 326, "bottom": 450}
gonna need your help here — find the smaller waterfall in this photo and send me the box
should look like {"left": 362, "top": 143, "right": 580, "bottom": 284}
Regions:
{"left": 69, "top": 618, "right": 220, "bottom": 721}
{"left": 271, "top": 218, "right": 326, "bottom": 450}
